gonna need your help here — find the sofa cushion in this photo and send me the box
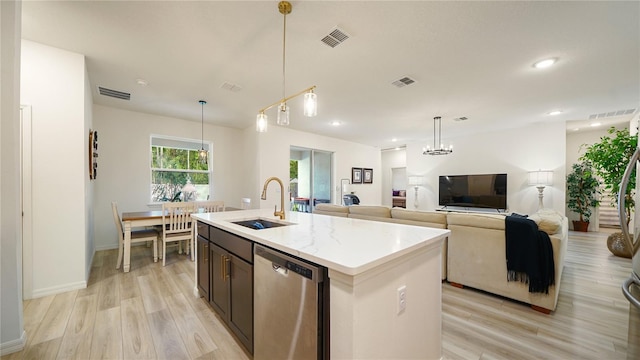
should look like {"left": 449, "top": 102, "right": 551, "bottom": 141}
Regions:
{"left": 529, "top": 209, "right": 563, "bottom": 235}
{"left": 446, "top": 213, "right": 505, "bottom": 230}
{"left": 314, "top": 204, "right": 349, "bottom": 217}
{"left": 348, "top": 205, "right": 391, "bottom": 218}
{"left": 391, "top": 208, "right": 447, "bottom": 226}
{"left": 315, "top": 203, "right": 349, "bottom": 213}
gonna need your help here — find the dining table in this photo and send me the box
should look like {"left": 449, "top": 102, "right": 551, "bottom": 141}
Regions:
{"left": 121, "top": 210, "right": 165, "bottom": 273}
{"left": 121, "top": 207, "right": 241, "bottom": 272}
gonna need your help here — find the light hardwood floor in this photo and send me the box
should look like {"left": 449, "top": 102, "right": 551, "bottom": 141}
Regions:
{"left": 2, "top": 230, "right": 634, "bottom": 360}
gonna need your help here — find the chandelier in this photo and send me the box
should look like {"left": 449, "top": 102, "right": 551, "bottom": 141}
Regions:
{"left": 423, "top": 116, "right": 453, "bottom": 155}
{"left": 256, "top": 1, "right": 317, "bottom": 132}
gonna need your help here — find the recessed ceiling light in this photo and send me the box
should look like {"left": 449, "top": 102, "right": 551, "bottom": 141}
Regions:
{"left": 392, "top": 138, "right": 397, "bottom": 142}
{"left": 533, "top": 58, "right": 557, "bottom": 69}
{"left": 590, "top": 122, "right": 601, "bottom": 127}
{"left": 547, "top": 110, "right": 563, "bottom": 116}
{"left": 330, "top": 121, "right": 341, "bottom": 126}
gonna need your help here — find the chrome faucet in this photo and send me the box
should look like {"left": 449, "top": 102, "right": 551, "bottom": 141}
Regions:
{"left": 261, "top": 176, "right": 286, "bottom": 220}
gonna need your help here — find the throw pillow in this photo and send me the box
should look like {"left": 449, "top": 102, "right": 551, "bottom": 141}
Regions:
{"left": 529, "top": 210, "right": 563, "bottom": 235}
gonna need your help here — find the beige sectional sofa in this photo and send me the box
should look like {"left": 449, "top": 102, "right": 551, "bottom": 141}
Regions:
{"left": 313, "top": 204, "right": 568, "bottom": 313}
{"left": 446, "top": 211, "right": 567, "bottom": 313}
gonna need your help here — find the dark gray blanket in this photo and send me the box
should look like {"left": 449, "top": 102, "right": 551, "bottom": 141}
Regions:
{"left": 505, "top": 214, "right": 555, "bottom": 294}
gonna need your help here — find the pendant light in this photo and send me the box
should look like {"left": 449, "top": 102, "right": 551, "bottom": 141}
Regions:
{"left": 256, "top": 1, "right": 317, "bottom": 132}
{"left": 423, "top": 116, "right": 453, "bottom": 155}
{"left": 198, "top": 100, "right": 208, "bottom": 164}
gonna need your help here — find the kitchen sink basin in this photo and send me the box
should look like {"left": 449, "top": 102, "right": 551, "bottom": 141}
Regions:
{"left": 231, "top": 218, "right": 291, "bottom": 230}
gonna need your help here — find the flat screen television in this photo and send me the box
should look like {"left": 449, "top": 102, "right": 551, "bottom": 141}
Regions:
{"left": 439, "top": 173, "right": 507, "bottom": 211}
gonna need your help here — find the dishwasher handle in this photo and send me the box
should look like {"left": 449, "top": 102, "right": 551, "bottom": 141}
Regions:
{"left": 255, "top": 244, "right": 324, "bottom": 283}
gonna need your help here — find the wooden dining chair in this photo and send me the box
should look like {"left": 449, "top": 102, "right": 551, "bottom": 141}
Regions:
{"left": 160, "top": 202, "right": 196, "bottom": 266}
{"left": 196, "top": 200, "right": 225, "bottom": 213}
{"left": 112, "top": 202, "right": 159, "bottom": 270}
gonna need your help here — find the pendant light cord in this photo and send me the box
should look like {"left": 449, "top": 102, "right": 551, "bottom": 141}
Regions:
{"left": 282, "top": 10, "right": 287, "bottom": 102}
{"left": 433, "top": 118, "right": 440, "bottom": 150}
{"left": 201, "top": 101, "right": 204, "bottom": 149}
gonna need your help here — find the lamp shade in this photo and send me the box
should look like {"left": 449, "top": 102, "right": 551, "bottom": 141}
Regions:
{"left": 303, "top": 91, "right": 317, "bottom": 117}
{"left": 408, "top": 176, "right": 423, "bottom": 186}
{"left": 276, "top": 103, "right": 290, "bottom": 125}
{"left": 256, "top": 112, "right": 268, "bottom": 132}
{"left": 528, "top": 170, "right": 553, "bottom": 186}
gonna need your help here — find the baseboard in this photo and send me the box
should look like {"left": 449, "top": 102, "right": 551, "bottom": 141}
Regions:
{"left": 95, "top": 243, "right": 118, "bottom": 251}
{"left": 0, "top": 330, "right": 26, "bottom": 356}
{"left": 31, "top": 280, "right": 87, "bottom": 299}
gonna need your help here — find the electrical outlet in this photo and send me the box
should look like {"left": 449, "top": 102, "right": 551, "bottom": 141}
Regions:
{"left": 397, "top": 285, "right": 407, "bottom": 314}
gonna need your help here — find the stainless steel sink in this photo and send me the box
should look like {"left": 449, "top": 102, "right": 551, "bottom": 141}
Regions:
{"left": 231, "top": 218, "right": 291, "bottom": 230}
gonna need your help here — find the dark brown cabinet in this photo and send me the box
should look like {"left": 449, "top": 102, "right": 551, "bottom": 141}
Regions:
{"left": 196, "top": 222, "right": 210, "bottom": 300}
{"left": 209, "top": 243, "right": 229, "bottom": 317}
{"left": 197, "top": 235, "right": 210, "bottom": 300}
{"left": 228, "top": 254, "right": 253, "bottom": 350}
{"left": 204, "top": 225, "right": 254, "bottom": 354}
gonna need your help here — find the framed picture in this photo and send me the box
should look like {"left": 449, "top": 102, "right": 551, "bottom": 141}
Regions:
{"left": 88, "top": 129, "right": 98, "bottom": 180}
{"left": 363, "top": 168, "right": 373, "bottom": 184}
{"left": 352, "top": 167, "right": 363, "bottom": 184}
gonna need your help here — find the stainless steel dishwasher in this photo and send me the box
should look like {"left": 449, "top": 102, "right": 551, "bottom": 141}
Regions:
{"left": 254, "top": 244, "right": 329, "bottom": 360}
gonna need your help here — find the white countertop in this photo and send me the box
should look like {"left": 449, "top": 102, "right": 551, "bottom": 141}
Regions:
{"left": 192, "top": 209, "right": 449, "bottom": 276}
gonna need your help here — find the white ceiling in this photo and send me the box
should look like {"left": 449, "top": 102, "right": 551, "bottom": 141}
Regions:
{"left": 21, "top": 1, "right": 640, "bottom": 149}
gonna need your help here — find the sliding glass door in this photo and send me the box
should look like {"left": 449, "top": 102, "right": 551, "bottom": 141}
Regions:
{"left": 290, "top": 147, "right": 332, "bottom": 213}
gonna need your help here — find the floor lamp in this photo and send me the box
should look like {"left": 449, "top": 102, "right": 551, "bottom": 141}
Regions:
{"left": 528, "top": 170, "right": 553, "bottom": 210}
{"left": 408, "top": 176, "right": 424, "bottom": 209}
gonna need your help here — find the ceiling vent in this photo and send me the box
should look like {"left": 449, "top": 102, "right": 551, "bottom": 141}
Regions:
{"left": 589, "top": 108, "right": 636, "bottom": 120}
{"left": 321, "top": 27, "right": 350, "bottom": 48}
{"left": 98, "top": 86, "right": 130, "bottom": 101}
{"left": 220, "top": 82, "right": 242, "bottom": 92}
{"left": 391, "top": 76, "right": 416, "bottom": 88}
{"left": 453, "top": 116, "right": 468, "bottom": 121}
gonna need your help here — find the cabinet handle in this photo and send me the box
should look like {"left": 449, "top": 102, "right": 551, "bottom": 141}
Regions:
{"left": 220, "top": 254, "right": 225, "bottom": 280}
{"left": 225, "top": 256, "right": 230, "bottom": 279}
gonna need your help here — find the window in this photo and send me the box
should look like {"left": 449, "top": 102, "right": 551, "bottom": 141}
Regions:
{"left": 150, "top": 135, "right": 211, "bottom": 202}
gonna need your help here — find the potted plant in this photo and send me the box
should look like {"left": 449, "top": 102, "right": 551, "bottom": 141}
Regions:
{"left": 580, "top": 126, "right": 637, "bottom": 256}
{"left": 566, "top": 160, "right": 600, "bottom": 231}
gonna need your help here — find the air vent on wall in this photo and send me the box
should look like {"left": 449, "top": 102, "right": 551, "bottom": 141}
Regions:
{"left": 98, "top": 86, "right": 130, "bottom": 101}
{"left": 391, "top": 76, "right": 416, "bottom": 88}
{"left": 588, "top": 108, "right": 636, "bottom": 120}
{"left": 321, "top": 27, "right": 350, "bottom": 48}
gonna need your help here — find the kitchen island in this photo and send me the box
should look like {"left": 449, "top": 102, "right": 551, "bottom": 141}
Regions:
{"left": 192, "top": 208, "right": 448, "bottom": 359}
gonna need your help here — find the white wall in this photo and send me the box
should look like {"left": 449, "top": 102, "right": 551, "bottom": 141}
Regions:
{"left": 93, "top": 104, "right": 246, "bottom": 250}
{"left": 407, "top": 121, "right": 566, "bottom": 215}
{"left": 254, "top": 126, "right": 381, "bottom": 209}
{"left": 84, "top": 66, "right": 94, "bottom": 278}
{"left": 21, "top": 40, "right": 90, "bottom": 297}
{"left": 1, "top": 0, "right": 26, "bottom": 354}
